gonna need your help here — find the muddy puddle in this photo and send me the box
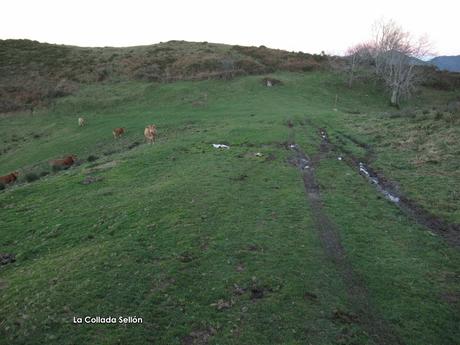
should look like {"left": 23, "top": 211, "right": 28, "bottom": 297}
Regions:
{"left": 315, "top": 126, "right": 459, "bottom": 246}
{"left": 358, "top": 162, "right": 400, "bottom": 203}
{"left": 287, "top": 125, "right": 402, "bottom": 344}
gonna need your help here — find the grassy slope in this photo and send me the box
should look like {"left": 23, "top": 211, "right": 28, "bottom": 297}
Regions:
{"left": 0, "top": 72, "right": 459, "bottom": 344}
{"left": 0, "top": 39, "right": 327, "bottom": 113}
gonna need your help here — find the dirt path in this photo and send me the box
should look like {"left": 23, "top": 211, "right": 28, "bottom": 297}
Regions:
{"left": 307, "top": 121, "right": 460, "bottom": 247}
{"left": 287, "top": 122, "right": 403, "bottom": 345}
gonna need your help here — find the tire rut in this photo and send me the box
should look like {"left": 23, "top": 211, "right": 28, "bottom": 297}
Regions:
{"left": 287, "top": 122, "right": 403, "bottom": 345}
{"left": 303, "top": 119, "right": 460, "bottom": 247}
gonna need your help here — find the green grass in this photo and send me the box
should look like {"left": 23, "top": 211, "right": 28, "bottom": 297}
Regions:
{"left": 0, "top": 72, "right": 459, "bottom": 344}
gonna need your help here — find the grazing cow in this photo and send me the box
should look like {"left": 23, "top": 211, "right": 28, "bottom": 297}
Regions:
{"left": 113, "top": 127, "right": 125, "bottom": 139}
{"left": 78, "top": 117, "right": 86, "bottom": 127}
{"left": 50, "top": 155, "right": 77, "bottom": 169}
{"left": 0, "top": 171, "right": 19, "bottom": 185}
{"left": 144, "top": 124, "right": 157, "bottom": 144}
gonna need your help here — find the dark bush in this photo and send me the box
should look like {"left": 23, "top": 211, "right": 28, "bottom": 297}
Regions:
{"left": 421, "top": 67, "right": 460, "bottom": 91}
{"left": 133, "top": 64, "right": 162, "bottom": 81}
{"left": 128, "top": 141, "right": 140, "bottom": 150}
{"left": 234, "top": 59, "right": 268, "bottom": 74}
{"left": 25, "top": 172, "right": 39, "bottom": 182}
{"left": 87, "top": 155, "right": 99, "bottom": 162}
{"left": 0, "top": 183, "right": 5, "bottom": 191}
{"left": 40, "top": 171, "right": 50, "bottom": 177}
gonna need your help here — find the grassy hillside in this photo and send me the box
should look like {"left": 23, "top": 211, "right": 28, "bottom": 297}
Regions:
{"left": 0, "top": 39, "right": 328, "bottom": 113}
{"left": 0, "top": 71, "right": 459, "bottom": 344}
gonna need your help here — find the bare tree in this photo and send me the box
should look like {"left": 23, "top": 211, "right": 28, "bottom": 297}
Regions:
{"left": 346, "top": 20, "right": 431, "bottom": 107}
{"left": 345, "top": 43, "right": 372, "bottom": 88}
{"left": 370, "top": 20, "right": 431, "bottom": 107}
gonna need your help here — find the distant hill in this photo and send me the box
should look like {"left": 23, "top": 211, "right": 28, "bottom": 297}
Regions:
{"left": 0, "top": 39, "right": 329, "bottom": 113}
{"left": 429, "top": 56, "right": 460, "bottom": 73}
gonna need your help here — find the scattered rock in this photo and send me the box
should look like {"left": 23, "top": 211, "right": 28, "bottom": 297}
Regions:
{"left": 303, "top": 292, "right": 318, "bottom": 302}
{"left": 262, "top": 77, "right": 283, "bottom": 87}
{"left": 233, "top": 284, "right": 246, "bottom": 295}
{"left": 212, "top": 144, "right": 230, "bottom": 149}
{"left": 332, "top": 309, "right": 358, "bottom": 324}
{"left": 211, "top": 299, "right": 233, "bottom": 310}
{"left": 236, "top": 263, "right": 245, "bottom": 272}
{"left": 0, "top": 253, "right": 16, "bottom": 266}
{"left": 250, "top": 287, "right": 264, "bottom": 300}
{"left": 178, "top": 252, "right": 194, "bottom": 263}
{"left": 80, "top": 176, "right": 104, "bottom": 185}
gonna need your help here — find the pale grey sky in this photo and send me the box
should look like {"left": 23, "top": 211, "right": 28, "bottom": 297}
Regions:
{"left": 1, "top": 0, "right": 459, "bottom": 55}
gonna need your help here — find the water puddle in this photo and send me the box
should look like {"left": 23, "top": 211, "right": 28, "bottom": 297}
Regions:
{"left": 358, "top": 162, "right": 400, "bottom": 203}
{"left": 320, "top": 127, "right": 399, "bottom": 204}
{"left": 299, "top": 119, "right": 459, "bottom": 246}
{"left": 288, "top": 143, "right": 310, "bottom": 170}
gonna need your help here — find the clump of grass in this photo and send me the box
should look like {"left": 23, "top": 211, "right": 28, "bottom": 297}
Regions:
{"left": 0, "top": 183, "right": 5, "bottom": 190}
{"left": 39, "top": 171, "right": 50, "bottom": 177}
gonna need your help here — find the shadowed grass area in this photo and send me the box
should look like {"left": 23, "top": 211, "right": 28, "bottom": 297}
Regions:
{"left": 0, "top": 71, "right": 459, "bottom": 344}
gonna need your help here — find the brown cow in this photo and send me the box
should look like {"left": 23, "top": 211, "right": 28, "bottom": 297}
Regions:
{"left": 144, "top": 124, "right": 157, "bottom": 144}
{"left": 113, "top": 127, "right": 125, "bottom": 139}
{"left": 50, "top": 155, "right": 77, "bottom": 169}
{"left": 0, "top": 171, "right": 19, "bottom": 185}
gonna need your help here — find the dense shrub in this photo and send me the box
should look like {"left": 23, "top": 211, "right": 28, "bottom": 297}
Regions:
{"left": 421, "top": 67, "right": 460, "bottom": 91}
{"left": 0, "top": 39, "right": 333, "bottom": 113}
{"left": 234, "top": 59, "right": 268, "bottom": 74}
{"left": 133, "top": 64, "right": 162, "bottom": 81}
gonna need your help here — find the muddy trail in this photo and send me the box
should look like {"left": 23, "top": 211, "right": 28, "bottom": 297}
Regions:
{"left": 298, "top": 118, "right": 460, "bottom": 247}
{"left": 287, "top": 122, "right": 403, "bottom": 345}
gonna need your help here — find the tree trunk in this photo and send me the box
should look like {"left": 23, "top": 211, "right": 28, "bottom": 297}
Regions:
{"left": 390, "top": 87, "right": 399, "bottom": 108}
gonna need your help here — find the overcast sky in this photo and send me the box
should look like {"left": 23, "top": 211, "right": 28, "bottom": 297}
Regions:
{"left": 1, "top": 0, "right": 459, "bottom": 55}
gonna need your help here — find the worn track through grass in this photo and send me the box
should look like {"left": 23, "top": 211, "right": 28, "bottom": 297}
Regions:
{"left": 287, "top": 120, "right": 403, "bottom": 345}
{"left": 309, "top": 121, "right": 460, "bottom": 247}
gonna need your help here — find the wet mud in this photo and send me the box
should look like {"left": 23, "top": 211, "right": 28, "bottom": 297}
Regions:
{"left": 287, "top": 124, "right": 402, "bottom": 345}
